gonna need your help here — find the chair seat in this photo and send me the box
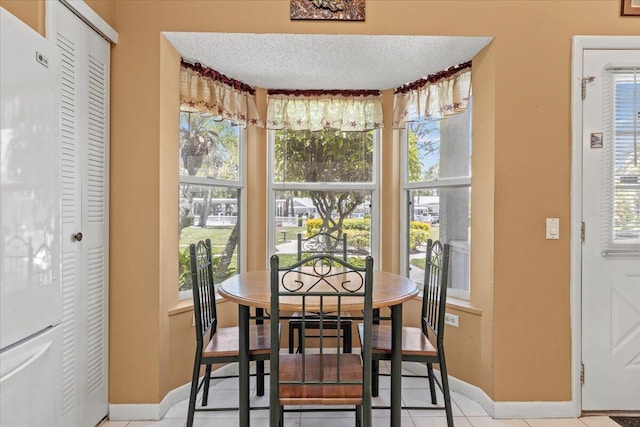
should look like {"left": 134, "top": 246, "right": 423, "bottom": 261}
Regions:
{"left": 203, "top": 325, "right": 271, "bottom": 357}
{"left": 358, "top": 324, "right": 437, "bottom": 356}
{"left": 289, "top": 311, "right": 353, "bottom": 327}
{"left": 278, "top": 353, "right": 363, "bottom": 405}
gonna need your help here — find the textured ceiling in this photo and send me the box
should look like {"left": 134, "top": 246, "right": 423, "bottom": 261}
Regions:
{"left": 163, "top": 33, "right": 493, "bottom": 91}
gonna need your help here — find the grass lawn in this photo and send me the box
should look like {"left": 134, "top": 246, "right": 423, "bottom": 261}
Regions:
{"left": 179, "top": 226, "right": 235, "bottom": 254}
{"left": 276, "top": 226, "right": 306, "bottom": 244}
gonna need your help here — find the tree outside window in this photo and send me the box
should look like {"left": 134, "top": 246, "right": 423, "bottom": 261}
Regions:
{"left": 271, "top": 128, "right": 377, "bottom": 266}
{"left": 178, "top": 112, "right": 243, "bottom": 295}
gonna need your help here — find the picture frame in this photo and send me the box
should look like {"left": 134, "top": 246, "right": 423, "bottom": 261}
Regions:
{"left": 621, "top": 0, "right": 640, "bottom": 16}
{"left": 290, "top": 0, "right": 365, "bottom": 21}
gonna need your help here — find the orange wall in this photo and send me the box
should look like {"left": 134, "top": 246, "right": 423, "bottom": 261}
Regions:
{"left": 0, "top": 0, "right": 45, "bottom": 34}
{"left": 3, "top": 0, "right": 638, "bottom": 408}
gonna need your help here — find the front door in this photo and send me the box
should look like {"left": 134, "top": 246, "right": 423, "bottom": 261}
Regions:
{"left": 581, "top": 48, "right": 640, "bottom": 411}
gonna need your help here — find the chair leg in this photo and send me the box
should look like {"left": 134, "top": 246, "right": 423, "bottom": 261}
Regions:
{"left": 372, "top": 360, "right": 379, "bottom": 397}
{"left": 355, "top": 404, "right": 362, "bottom": 427}
{"left": 186, "top": 358, "right": 201, "bottom": 427}
{"left": 344, "top": 325, "right": 352, "bottom": 353}
{"left": 256, "top": 360, "right": 265, "bottom": 396}
{"left": 279, "top": 405, "right": 284, "bottom": 427}
{"left": 288, "top": 324, "right": 295, "bottom": 353}
{"left": 297, "top": 326, "right": 305, "bottom": 353}
{"left": 426, "top": 362, "right": 437, "bottom": 404}
{"left": 202, "top": 364, "right": 212, "bottom": 406}
{"left": 439, "top": 353, "right": 454, "bottom": 427}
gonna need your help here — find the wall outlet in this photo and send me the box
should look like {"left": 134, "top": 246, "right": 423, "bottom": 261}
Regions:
{"left": 444, "top": 313, "right": 459, "bottom": 327}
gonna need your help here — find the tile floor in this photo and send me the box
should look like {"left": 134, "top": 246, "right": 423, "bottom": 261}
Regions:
{"left": 100, "top": 362, "right": 625, "bottom": 427}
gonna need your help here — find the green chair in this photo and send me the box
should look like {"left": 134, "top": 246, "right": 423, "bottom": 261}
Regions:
{"left": 288, "top": 232, "right": 353, "bottom": 354}
{"left": 186, "top": 239, "right": 271, "bottom": 427}
{"left": 270, "top": 253, "right": 374, "bottom": 427}
{"left": 358, "top": 239, "right": 454, "bottom": 427}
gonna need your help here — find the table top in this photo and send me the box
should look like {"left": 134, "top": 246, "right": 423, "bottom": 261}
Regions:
{"left": 218, "top": 269, "right": 419, "bottom": 312}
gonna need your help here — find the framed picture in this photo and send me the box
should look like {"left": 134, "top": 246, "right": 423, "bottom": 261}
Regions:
{"left": 291, "top": 0, "right": 365, "bottom": 21}
{"left": 621, "top": 0, "right": 640, "bottom": 16}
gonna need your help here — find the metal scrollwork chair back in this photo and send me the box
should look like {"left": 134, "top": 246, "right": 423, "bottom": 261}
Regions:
{"left": 297, "top": 232, "right": 348, "bottom": 261}
{"left": 290, "top": 232, "right": 353, "bottom": 354}
{"left": 270, "top": 254, "right": 374, "bottom": 427}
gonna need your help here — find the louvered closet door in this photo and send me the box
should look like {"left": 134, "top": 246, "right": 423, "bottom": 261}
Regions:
{"left": 51, "top": 2, "right": 110, "bottom": 426}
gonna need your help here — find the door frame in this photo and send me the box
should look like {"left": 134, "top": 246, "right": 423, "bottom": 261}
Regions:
{"left": 570, "top": 35, "right": 640, "bottom": 416}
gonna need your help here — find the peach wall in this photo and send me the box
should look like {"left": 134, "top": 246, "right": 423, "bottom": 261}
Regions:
{"left": 84, "top": 0, "right": 115, "bottom": 29}
{"left": 3, "top": 0, "right": 638, "bottom": 409}
{"left": 0, "top": 0, "right": 45, "bottom": 34}
{"left": 109, "top": 0, "right": 637, "bottom": 405}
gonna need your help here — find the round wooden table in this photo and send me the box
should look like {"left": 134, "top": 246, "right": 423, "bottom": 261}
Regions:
{"left": 219, "top": 269, "right": 418, "bottom": 427}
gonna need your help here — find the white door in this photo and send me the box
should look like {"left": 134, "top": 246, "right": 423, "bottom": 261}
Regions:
{"left": 581, "top": 48, "right": 640, "bottom": 411}
{"left": 49, "top": 2, "right": 110, "bottom": 425}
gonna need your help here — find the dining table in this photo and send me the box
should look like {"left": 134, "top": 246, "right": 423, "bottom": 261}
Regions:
{"left": 218, "top": 268, "right": 418, "bottom": 427}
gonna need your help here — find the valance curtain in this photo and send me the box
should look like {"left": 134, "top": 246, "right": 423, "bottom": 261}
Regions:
{"left": 180, "top": 60, "right": 264, "bottom": 128}
{"left": 266, "top": 89, "right": 383, "bottom": 131}
{"left": 393, "top": 61, "right": 472, "bottom": 128}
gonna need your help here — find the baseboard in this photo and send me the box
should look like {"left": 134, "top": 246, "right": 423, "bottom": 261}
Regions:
{"left": 108, "top": 381, "right": 192, "bottom": 421}
{"left": 403, "top": 363, "right": 577, "bottom": 419}
{"left": 110, "top": 363, "right": 577, "bottom": 421}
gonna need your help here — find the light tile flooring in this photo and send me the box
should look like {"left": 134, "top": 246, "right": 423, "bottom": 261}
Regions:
{"left": 101, "top": 362, "right": 625, "bottom": 427}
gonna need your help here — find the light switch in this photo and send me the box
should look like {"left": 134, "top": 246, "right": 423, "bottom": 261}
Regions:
{"left": 546, "top": 218, "right": 559, "bottom": 239}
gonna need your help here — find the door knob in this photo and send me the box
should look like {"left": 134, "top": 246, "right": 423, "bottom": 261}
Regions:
{"left": 72, "top": 232, "right": 83, "bottom": 242}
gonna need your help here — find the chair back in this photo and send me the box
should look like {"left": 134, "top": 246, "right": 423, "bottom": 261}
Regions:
{"left": 269, "top": 254, "right": 373, "bottom": 413}
{"left": 297, "top": 232, "right": 348, "bottom": 261}
{"left": 420, "top": 240, "right": 451, "bottom": 348}
{"left": 189, "top": 239, "right": 217, "bottom": 351}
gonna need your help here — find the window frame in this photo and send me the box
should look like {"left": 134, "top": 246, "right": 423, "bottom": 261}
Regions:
{"left": 178, "top": 116, "right": 246, "bottom": 300}
{"left": 266, "top": 128, "right": 381, "bottom": 267}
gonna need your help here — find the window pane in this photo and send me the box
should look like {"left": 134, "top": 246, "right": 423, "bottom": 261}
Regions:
{"left": 407, "top": 107, "right": 471, "bottom": 182}
{"left": 273, "top": 190, "right": 372, "bottom": 264}
{"left": 613, "top": 74, "right": 640, "bottom": 242}
{"left": 408, "top": 187, "right": 470, "bottom": 293}
{"left": 273, "top": 129, "right": 373, "bottom": 183}
{"left": 178, "top": 184, "right": 239, "bottom": 291}
{"left": 179, "top": 112, "right": 240, "bottom": 180}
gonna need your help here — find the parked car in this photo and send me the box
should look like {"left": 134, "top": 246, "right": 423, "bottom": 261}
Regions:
{"left": 418, "top": 214, "right": 433, "bottom": 223}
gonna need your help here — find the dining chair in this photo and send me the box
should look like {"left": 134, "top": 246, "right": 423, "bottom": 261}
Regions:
{"left": 270, "top": 253, "right": 374, "bottom": 427}
{"left": 288, "top": 232, "right": 353, "bottom": 354}
{"left": 186, "top": 239, "right": 271, "bottom": 427}
{"left": 358, "top": 239, "right": 454, "bottom": 427}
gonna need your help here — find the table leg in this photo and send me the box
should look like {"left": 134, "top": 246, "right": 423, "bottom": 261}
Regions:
{"left": 390, "top": 304, "right": 402, "bottom": 427}
{"left": 239, "top": 304, "right": 250, "bottom": 427}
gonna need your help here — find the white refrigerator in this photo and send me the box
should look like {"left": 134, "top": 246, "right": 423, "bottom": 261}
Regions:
{"left": 0, "top": 7, "right": 63, "bottom": 426}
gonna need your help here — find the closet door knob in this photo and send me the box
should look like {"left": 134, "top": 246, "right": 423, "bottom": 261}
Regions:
{"left": 72, "top": 232, "right": 83, "bottom": 242}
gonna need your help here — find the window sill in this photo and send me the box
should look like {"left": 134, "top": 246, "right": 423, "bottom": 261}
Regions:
{"left": 170, "top": 293, "right": 481, "bottom": 317}
{"left": 413, "top": 293, "right": 482, "bottom": 317}
{"left": 168, "top": 292, "right": 227, "bottom": 317}
{"left": 445, "top": 296, "right": 482, "bottom": 316}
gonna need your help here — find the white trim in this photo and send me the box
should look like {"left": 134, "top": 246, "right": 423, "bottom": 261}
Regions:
{"left": 108, "top": 381, "right": 192, "bottom": 421}
{"left": 114, "top": 364, "right": 578, "bottom": 421}
{"left": 58, "top": 0, "right": 118, "bottom": 44}
{"left": 403, "top": 363, "right": 575, "bottom": 419}
{"left": 493, "top": 400, "right": 577, "bottom": 419}
{"left": 570, "top": 35, "right": 640, "bottom": 417}
{"left": 570, "top": 34, "right": 585, "bottom": 420}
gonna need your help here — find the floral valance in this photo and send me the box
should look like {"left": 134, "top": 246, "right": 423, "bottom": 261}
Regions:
{"left": 266, "top": 89, "right": 383, "bottom": 131}
{"left": 180, "top": 60, "right": 264, "bottom": 127}
{"left": 392, "top": 61, "right": 472, "bottom": 128}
